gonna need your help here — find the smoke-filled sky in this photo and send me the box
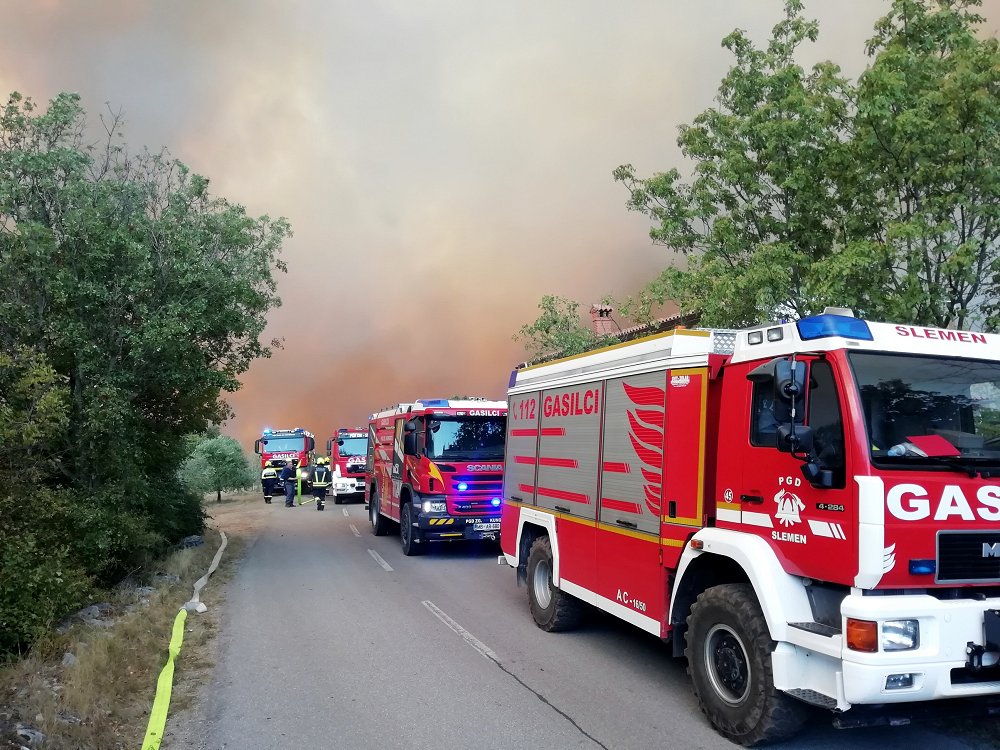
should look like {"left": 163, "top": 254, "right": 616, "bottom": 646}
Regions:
{"left": 3, "top": 1, "right": 999, "bottom": 451}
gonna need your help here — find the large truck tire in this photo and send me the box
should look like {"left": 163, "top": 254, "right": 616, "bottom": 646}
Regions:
{"left": 526, "top": 536, "right": 583, "bottom": 632}
{"left": 370, "top": 488, "right": 391, "bottom": 536}
{"left": 685, "top": 583, "right": 806, "bottom": 747}
{"left": 400, "top": 502, "right": 424, "bottom": 556}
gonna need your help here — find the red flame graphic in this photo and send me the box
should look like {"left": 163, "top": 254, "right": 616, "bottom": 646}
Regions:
{"left": 623, "top": 382, "right": 665, "bottom": 515}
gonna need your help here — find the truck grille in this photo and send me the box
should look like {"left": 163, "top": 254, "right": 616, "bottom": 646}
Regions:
{"left": 937, "top": 531, "right": 1000, "bottom": 583}
{"left": 452, "top": 498, "right": 502, "bottom": 515}
{"left": 451, "top": 474, "right": 503, "bottom": 493}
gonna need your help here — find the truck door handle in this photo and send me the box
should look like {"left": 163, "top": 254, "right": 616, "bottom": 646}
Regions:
{"left": 740, "top": 494, "right": 764, "bottom": 505}
{"left": 615, "top": 519, "right": 638, "bottom": 529}
{"left": 554, "top": 505, "right": 571, "bottom": 513}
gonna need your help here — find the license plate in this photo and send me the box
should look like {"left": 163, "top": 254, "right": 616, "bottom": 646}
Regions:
{"left": 473, "top": 522, "right": 500, "bottom": 532}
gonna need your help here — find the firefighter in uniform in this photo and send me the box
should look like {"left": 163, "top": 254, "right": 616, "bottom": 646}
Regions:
{"left": 260, "top": 461, "right": 278, "bottom": 504}
{"left": 311, "top": 457, "right": 332, "bottom": 510}
{"left": 279, "top": 459, "right": 297, "bottom": 507}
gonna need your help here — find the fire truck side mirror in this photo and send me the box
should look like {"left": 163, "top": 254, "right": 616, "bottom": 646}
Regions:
{"left": 254, "top": 439, "right": 262, "bottom": 455}
{"left": 404, "top": 420, "right": 417, "bottom": 432}
{"left": 774, "top": 359, "right": 806, "bottom": 401}
{"left": 777, "top": 423, "right": 813, "bottom": 455}
{"left": 326, "top": 439, "right": 333, "bottom": 453}
{"left": 403, "top": 431, "right": 418, "bottom": 456}
{"left": 308, "top": 437, "right": 316, "bottom": 451}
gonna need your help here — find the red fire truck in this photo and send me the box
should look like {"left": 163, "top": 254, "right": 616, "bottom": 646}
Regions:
{"left": 326, "top": 427, "right": 368, "bottom": 503}
{"left": 254, "top": 427, "right": 315, "bottom": 485}
{"left": 367, "top": 398, "right": 507, "bottom": 555}
{"left": 500, "top": 310, "right": 1000, "bottom": 745}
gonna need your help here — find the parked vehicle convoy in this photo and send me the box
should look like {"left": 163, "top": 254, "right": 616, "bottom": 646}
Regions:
{"left": 367, "top": 398, "right": 508, "bottom": 555}
{"left": 326, "top": 427, "right": 367, "bottom": 503}
{"left": 500, "top": 309, "right": 1000, "bottom": 745}
{"left": 254, "top": 427, "right": 316, "bottom": 489}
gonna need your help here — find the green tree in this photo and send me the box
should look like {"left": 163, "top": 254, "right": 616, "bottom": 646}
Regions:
{"left": 178, "top": 435, "right": 256, "bottom": 503}
{"left": 0, "top": 91, "right": 289, "bottom": 653}
{"left": 0, "top": 345, "right": 69, "bottom": 480}
{"left": 842, "top": 0, "right": 1000, "bottom": 329}
{"left": 615, "top": 0, "right": 1000, "bottom": 330}
{"left": 0, "top": 92, "right": 289, "bottom": 495}
{"left": 514, "top": 295, "right": 616, "bottom": 360}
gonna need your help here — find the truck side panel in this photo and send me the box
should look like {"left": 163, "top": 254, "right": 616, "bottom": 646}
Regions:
{"left": 600, "top": 372, "right": 665, "bottom": 535}
{"left": 536, "top": 385, "right": 602, "bottom": 520}
{"left": 662, "top": 368, "right": 709, "bottom": 531}
{"left": 506, "top": 391, "right": 541, "bottom": 506}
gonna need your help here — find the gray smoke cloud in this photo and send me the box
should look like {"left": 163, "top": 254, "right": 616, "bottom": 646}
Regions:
{"left": 2, "top": 0, "right": 997, "bottom": 448}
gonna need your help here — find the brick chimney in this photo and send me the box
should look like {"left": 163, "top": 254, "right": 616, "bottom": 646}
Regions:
{"left": 589, "top": 304, "right": 618, "bottom": 336}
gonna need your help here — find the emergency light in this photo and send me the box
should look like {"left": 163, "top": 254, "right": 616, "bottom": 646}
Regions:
{"left": 491, "top": 497, "right": 501, "bottom": 507}
{"left": 457, "top": 482, "right": 468, "bottom": 491}
{"left": 796, "top": 314, "right": 873, "bottom": 342}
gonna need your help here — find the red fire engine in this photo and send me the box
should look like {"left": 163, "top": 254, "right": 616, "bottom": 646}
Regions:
{"left": 367, "top": 398, "right": 507, "bottom": 555}
{"left": 254, "top": 427, "right": 316, "bottom": 484}
{"left": 500, "top": 309, "right": 1000, "bottom": 745}
{"left": 326, "top": 427, "right": 368, "bottom": 503}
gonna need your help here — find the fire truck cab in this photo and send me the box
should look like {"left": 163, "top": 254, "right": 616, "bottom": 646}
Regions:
{"left": 501, "top": 310, "right": 1000, "bottom": 745}
{"left": 326, "top": 427, "right": 367, "bottom": 503}
{"left": 367, "top": 398, "right": 507, "bottom": 555}
{"left": 254, "top": 427, "right": 316, "bottom": 485}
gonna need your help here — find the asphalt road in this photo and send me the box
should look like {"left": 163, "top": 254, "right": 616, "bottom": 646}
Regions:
{"left": 176, "top": 499, "right": 982, "bottom": 750}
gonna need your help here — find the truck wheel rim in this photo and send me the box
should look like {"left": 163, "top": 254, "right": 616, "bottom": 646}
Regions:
{"left": 532, "top": 558, "right": 552, "bottom": 609}
{"left": 704, "top": 624, "right": 751, "bottom": 706}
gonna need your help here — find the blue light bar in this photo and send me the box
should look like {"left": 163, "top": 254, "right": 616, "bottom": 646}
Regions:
{"left": 457, "top": 482, "right": 468, "bottom": 491}
{"left": 491, "top": 497, "right": 501, "bottom": 507}
{"left": 796, "top": 314, "right": 873, "bottom": 342}
{"left": 908, "top": 559, "right": 936, "bottom": 576}
{"left": 263, "top": 428, "right": 272, "bottom": 434}
{"left": 418, "top": 399, "right": 451, "bottom": 407}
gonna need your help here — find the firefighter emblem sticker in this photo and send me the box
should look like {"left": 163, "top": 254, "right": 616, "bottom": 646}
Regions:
{"left": 774, "top": 489, "right": 805, "bottom": 527}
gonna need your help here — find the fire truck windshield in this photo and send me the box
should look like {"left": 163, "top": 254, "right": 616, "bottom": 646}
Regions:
{"left": 337, "top": 437, "right": 367, "bottom": 457}
{"left": 850, "top": 352, "right": 1000, "bottom": 465}
{"left": 425, "top": 417, "right": 506, "bottom": 461}
{"left": 260, "top": 436, "right": 306, "bottom": 453}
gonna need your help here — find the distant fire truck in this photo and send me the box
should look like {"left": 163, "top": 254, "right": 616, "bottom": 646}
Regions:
{"left": 367, "top": 398, "right": 507, "bottom": 555}
{"left": 254, "top": 427, "right": 315, "bottom": 486}
{"left": 326, "top": 427, "right": 368, "bottom": 503}
{"left": 501, "top": 310, "right": 1000, "bottom": 745}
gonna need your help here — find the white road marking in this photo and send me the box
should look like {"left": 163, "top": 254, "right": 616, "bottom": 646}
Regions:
{"left": 422, "top": 600, "right": 498, "bottom": 662}
{"left": 367, "top": 549, "right": 394, "bottom": 572}
{"left": 342, "top": 508, "right": 350, "bottom": 517}
{"left": 349, "top": 524, "right": 361, "bottom": 538}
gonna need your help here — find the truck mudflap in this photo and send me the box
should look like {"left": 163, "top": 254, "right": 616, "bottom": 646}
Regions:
{"left": 418, "top": 515, "right": 501, "bottom": 541}
{"left": 832, "top": 696, "right": 1000, "bottom": 729}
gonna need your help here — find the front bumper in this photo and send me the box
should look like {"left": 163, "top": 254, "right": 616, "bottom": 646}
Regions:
{"left": 840, "top": 592, "right": 1000, "bottom": 706}
{"left": 331, "top": 478, "right": 358, "bottom": 493}
{"left": 417, "top": 514, "right": 501, "bottom": 541}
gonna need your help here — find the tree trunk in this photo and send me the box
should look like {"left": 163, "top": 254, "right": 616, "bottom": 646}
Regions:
{"left": 216, "top": 488, "right": 222, "bottom": 503}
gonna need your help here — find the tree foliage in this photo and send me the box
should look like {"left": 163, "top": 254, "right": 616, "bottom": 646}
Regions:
{"left": 178, "top": 434, "right": 256, "bottom": 502}
{"left": 616, "top": 0, "right": 1000, "bottom": 330}
{"left": 0, "top": 92, "right": 289, "bottom": 653}
{"left": 514, "top": 295, "right": 617, "bottom": 360}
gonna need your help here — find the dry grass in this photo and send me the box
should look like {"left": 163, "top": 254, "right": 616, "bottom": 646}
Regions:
{"left": 0, "top": 491, "right": 267, "bottom": 750}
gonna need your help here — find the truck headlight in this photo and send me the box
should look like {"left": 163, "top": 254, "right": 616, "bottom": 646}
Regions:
{"left": 422, "top": 501, "right": 447, "bottom": 513}
{"left": 882, "top": 619, "right": 919, "bottom": 651}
